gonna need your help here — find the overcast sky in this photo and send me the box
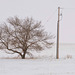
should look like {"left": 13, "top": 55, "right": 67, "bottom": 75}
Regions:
{"left": 0, "top": 0, "right": 75, "bottom": 43}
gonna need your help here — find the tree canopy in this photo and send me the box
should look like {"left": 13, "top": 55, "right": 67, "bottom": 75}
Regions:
{"left": 0, "top": 16, "right": 54, "bottom": 59}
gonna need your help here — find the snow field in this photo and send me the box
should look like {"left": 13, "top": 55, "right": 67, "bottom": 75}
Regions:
{"left": 0, "top": 59, "right": 75, "bottom": 75}
{"left": 0, "top": 44, "right": 75, "bottom": 75}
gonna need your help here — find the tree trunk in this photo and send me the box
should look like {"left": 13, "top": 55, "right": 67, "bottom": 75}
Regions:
{"left": 21, "top": 50, "right": 26, "bottom": 59}
{"left": 22, "top": 53, "right": 26, "bottom": 59}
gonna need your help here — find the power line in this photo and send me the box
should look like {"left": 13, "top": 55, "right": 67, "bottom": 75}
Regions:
{"left": 43, "top": 9, "right": 57, "bottom": 25}
{"left": 61, "top": 8, "right": 75, "bottom": 10}
{"left": 43, "top": 7, "right": 75, "bottom": 26}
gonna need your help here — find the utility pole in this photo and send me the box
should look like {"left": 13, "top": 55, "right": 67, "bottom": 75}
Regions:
{"left": 56, "top": 7, "right": 60, "bottom": 59}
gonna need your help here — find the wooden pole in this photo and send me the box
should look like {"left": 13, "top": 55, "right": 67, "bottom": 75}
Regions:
{"left": 56, "top": 7, "right": 60, "bottom": 59}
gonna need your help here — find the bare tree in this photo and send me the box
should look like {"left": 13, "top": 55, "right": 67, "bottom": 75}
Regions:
{"left": 0, "top": 16, "right": 54, "bottom": 59}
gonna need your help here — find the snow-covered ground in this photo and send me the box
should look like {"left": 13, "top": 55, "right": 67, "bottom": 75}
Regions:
{"left": 0, "top": 59, "right": 75, "bottom": 75}
{"left": 0, "top": 44, "right": 75, "bottom": 75}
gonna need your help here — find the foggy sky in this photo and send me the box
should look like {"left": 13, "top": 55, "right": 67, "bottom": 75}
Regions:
{"left": 0, "top": 0, "right": 75, "bottom": 43}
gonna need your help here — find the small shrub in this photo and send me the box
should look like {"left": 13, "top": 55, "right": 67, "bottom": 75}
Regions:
{"left": 66, "top": 55, "right": 72, "bottom": 59}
